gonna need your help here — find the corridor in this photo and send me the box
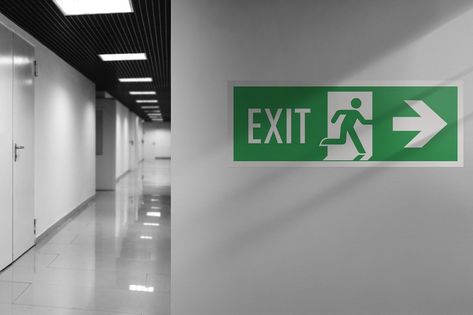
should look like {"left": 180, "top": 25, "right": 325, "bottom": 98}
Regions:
{"left": 0, "top": 160, "right": 170, "bottom": 315}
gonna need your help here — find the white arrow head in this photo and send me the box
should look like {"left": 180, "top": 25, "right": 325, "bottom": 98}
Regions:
{"left": 392, "top": 100, "right": 447, "bottom": 148}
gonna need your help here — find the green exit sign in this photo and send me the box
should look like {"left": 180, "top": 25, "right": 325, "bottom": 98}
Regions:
{"left": 231, "top": 83, "right": 463, "bottom": 167}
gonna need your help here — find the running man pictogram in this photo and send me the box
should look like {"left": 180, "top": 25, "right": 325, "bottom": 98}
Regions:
{"left": 320, "top": 97, "right": 372, "bottom": 160}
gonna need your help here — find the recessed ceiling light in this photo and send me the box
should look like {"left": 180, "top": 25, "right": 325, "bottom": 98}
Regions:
{"left": 119, "top": 77, "right": 152, "bottom": 83}
{"left": 99, "top": 53, "right": 146, "bottom": 61}
{"left": 129, "top": 91, "right": 156, "bottom": 95}
{"left": 136, "top": 100, "right": 158, "bottom": 103}
{"left": 140, "top": 236, "right": 153, "bottom": 240}
{"left": 53, "top": 0, "right": 133, "bottom": 16}
{"left": 147, "top": 212, "right": 161, "bottom": 217}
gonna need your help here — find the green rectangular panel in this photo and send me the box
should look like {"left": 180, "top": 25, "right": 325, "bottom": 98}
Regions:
{"left": 232, "top": 84, "right": 461, "bottom": 166}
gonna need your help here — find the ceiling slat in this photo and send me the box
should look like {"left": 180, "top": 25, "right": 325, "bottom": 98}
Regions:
{"left": 0, "top": 0, "right": 170, "bottom": 121}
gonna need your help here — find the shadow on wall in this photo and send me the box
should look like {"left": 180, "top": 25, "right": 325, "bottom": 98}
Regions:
{"left": 173, "top": 0, "right": 473, "bottom": 268}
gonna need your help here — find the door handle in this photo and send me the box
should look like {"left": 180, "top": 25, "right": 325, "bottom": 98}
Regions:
{"left": 14, "top": 144, "right": 25, "bottom": 162}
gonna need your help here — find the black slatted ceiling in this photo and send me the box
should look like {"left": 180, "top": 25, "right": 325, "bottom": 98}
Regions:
{"left": 0, "top": 0, "right": 170, "bottom": 121}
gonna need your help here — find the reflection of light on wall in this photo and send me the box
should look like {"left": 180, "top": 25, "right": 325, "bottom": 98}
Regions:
{"left": 129, "top": 285, "right": 154, "bottom": 292}
{"left": 147, "top": 212, "right": 161, "bottom": 217}
{"left": 23, "top": 79, "right": 34, "bottom": 86}
{"left": 0, "top": 56, "right": 12, "bottom": 65}
{"left": 0, "top": 56, "right": 32, "bottom": 66}
{"left": 14, "top": 56, "right": 32, "bottom": 66}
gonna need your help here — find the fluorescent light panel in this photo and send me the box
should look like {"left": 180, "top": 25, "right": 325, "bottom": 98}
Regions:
{"left": 147, "top": 212, "right": 161, "bottom": 217}
{"left": 141, "top": 106, "right": 160, "bottom": 109}
{"left": 140, "top": 236, "right": 153, "bottom": 240}
{"left": 129, "top": 91, "right": 156, "bottom": 95}
{"left": 119, "top": 77, "right": 152, "bottom": 83}
{"left": 136, "top": 100, "right": 158, "bottom": 103}
{"left": 53, "top": 0, "right": 133, "bottom": 15}
{"left": 99, "top": 53, "right": 146, "bottom": 61}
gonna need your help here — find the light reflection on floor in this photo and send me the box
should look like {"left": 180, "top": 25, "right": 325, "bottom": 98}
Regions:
{"left": 0, "top": 160, "right": 170, "bottom": 315}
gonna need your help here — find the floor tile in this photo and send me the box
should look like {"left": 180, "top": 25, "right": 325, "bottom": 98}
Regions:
{"left": 0, "top": 161, "right": 170, "bottom": 315}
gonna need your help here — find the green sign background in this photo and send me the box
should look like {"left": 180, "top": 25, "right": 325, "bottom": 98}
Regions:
{"left": 233, "top": 86, "right": 459, "bottom": 163}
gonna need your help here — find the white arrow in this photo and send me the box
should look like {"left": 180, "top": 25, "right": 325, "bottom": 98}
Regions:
{"left": 392, "top": 100, "right": 447, "bottom": 148}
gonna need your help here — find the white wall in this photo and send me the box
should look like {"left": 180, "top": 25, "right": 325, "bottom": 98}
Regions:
{"left": 129, "top": 113, "right": 137, "bottom": 170}
{"left": 144, "top": 122, "right": 171, "bottom": 160}
{"left": 96, "top": 99, "right": 143, "bottom": 186}
{"left": 96, "top": 99, "right": 116, "bottom": 190}
{"left": 128, "top": 113, "right": 145, "bottom": 170}
{"left": 137, "top": 119, "right": 144, "bottom": 162}
{"left": 172, "top": 1, "right": 473, "bottom": 314}
{"left": 115, "top": 102, "right": 130, "bottom": 179}
{"left": 0, "top": 13, "right": 96, "bottom": 237}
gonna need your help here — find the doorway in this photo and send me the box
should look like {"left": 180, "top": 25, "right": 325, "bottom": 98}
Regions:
{"left": 0, "top": 22, "right": 35, "bottom": 270}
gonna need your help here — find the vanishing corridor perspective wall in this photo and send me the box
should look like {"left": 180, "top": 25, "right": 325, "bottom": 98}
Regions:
{"left": 96, "top": 99, "right": 116, "bottom": 190}
{"left": 96, "top": 99, "right": 144, "bottom": 188}
{"left": 0, "top": 14, "right": 95, "bottom": 237}
{"left": 172, "top": 1, "right": 473, "bottom": 315}
{"left": 128, "top": 113, "right": 144, "bottom": 170}
{"left": 144, "top": 122, "right": 171, "bottom": 160}
{"left": 116, "top": 102, "right": 130, "bottom": 179}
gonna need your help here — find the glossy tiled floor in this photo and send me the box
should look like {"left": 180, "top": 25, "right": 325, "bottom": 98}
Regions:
{"left": 0, "top": 160, "right": 170, "bottom": 315}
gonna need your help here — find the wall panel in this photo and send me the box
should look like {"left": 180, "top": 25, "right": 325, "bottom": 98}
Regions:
{"left": 172, "top": 1, "right": 473, "bottom": 314}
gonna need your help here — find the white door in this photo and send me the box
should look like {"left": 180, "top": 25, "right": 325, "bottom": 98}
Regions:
{"left": 0, "top": 25, "right": 13, "bottom": 270}
{"left": 12, "top": 34, "right": 35, "bottom": 260}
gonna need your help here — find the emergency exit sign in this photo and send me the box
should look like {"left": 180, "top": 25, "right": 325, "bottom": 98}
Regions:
{"left": 232, "top": 83, "right": 462, "bottom": 166}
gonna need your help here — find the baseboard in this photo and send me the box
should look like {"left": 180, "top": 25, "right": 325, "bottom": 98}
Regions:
{"left": 116, "top": 169, "right": 131, "bottom": 181}
{"left": 35, "top": 194, "right": 96, "bottom": 244}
